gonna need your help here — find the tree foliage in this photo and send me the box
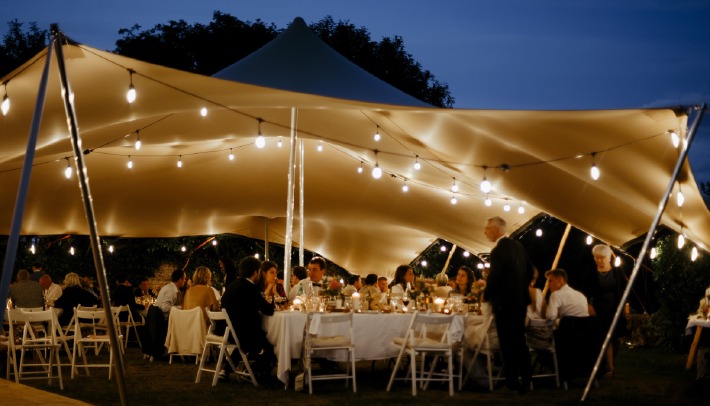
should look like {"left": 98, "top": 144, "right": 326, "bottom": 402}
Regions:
{"left": 0, "top": 19, "right": 48, "bottom": 78}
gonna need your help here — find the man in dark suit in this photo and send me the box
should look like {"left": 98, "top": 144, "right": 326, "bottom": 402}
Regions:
{"left": 484, "top": 216, "right": 533, "bottom": 393}
{"left": 221, "top": 256, "right": 275, "bottom": 381}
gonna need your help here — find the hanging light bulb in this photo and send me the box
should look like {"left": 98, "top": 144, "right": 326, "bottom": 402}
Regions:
{"left": 451, "top": 195, "right": 458, "bottom": 205}
{"left": 440, "top": 245, "right": 447, "bottom": 252}
{"left": 200, "top": 107, "right": 207, "bottom": 117}
{"left": 677, "top": 189, "right": 685, "bottom": 207}
{"left": 134, "top": 131, "right": 141, "bottom": 150}
{"left": 127, "top": 155, "right": 133, "bottom": 169}
{"left": 1, "top": 83, "right": 9, "bottom": 116}
{"left": 372, "top": 164, "right": 382, "bottom": 179}
{"left": 586, "top": 235, "right": 593, "bottom": 245}
{"left": 590, "top": 153, "right": 600, "bottom": 180}
{"left": 670, "top": 130, "right": 680, "bottom": 148}
{"left": 517, "top": 204, "right": 525, "bottom": 214}
{"left": 678, "top": 234, "right": 685, "bottom": 249}
{"left": 277, "top": 137, "right": 283, "bottom": 148}
{"left": 108, "top": 245, "right": 114, "bottom": 253}
{"left": 484, "top": 196, "right": 492, "bottom": 207}
{"left": 451, "top": 178, "right": 459, "bottom": 193}
{"left": 228, "top": 148, "right": 234, "bottom": 161}
{"left": 414, "top": 155, "right": 421, "bottom": 170}
{"left": 126, "top": 69, "right": 136, "bottom": 103}
{"left": 614, "top": 256, "right": 621, "bottom": 267}
{"left": 317, "top": 140, "right": 323, "bottom": 152}
{"left": 463, "top": 251, "right": 470, "bottom": 258}
{"left": 650, "top": 246, "right": 657, "bottom": 259}
{"left": 212, "top": 239, "right": 218, "bottom": 246}
{"left": 30, "top": 244, "right": 35, "bottom": 254}
{"left": 69, "top": 246, "right": 75, "bottom": 256}
{"left": 255, "top": 119, "right": 266, "bottom": 148}
{"left": 357, "top": 162, "right": 363, "bottom": 174}
{"left": 177, "top": 156, "right": 183, "bottom": 168}
{"left": 691, "top": 246, "right": 699, "bottom": 261}
{"left": 402, "top": 179, "right": 409, "bottom": 192}
{"left": 476, "top": 263, "right": 484, "bottom": 269}
{"left": 503, "top": 203, "right": 511, "bottom": 212}
{"left": 536, "top": 228, "right": 543, "bottom": 237}
{"left": 374, "top": 126, "right": 381, "bottom": 142}
{"left": 64, "top": 158, "right": 72, "bottom": 179}
{"left": 421, "top": 260, "right": 428, "bottom": 267}
{"left": 181, "top": 246, "right": 187, "bottom": 252}
{"left": 254, "top": 253, "right": 260, "bottom": 259}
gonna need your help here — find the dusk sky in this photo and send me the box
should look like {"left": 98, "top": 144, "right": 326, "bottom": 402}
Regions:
{"left": 3, "top": 0, "right": 710, "bottom": 183}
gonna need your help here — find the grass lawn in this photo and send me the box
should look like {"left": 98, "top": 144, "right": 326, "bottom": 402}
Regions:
{"left": 5, "top": 344, "right": 707, "bottom": 405}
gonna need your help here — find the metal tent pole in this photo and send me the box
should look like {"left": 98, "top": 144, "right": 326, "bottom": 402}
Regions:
{"left": 284, "top": 108, "right": 297, "bottom": 288}
{"left": 0, "top": 39, "right": 54, "bottom": 326}
{"left": 581, "top": 104, "right": 706, "bottom": 401}
{"left": 50, "top": 24, "right": 128, "bottom": 406}
{"left": 299, "top": 130, "right": 305, "bottom": 267}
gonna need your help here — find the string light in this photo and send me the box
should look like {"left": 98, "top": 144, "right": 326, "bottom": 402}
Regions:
{"left": 676, "top": 183, "right": 685, "bottom": 207}
{"left": 374, "top": 126, "right": 381, "bottom": 142}
{"left": 484, "top": 263, "right": 490, "bottom": 269}
{"left": 669, "top": 130, "right": 680, "bottom": 148}
{"left": 650, "top": 246, "right": 657, "bottom": 259}
{"left": 440, "top": 245, "right": 447, "bottom": 252}
{"left": 228, "top": 148, "right": 234, "bottom": 161}
{"left": 177, "top": 155, "right": 183, "bottom": 168}
{"left": 590, "top": 152, "right": 600, "bottom": 180}
{"left": 212, "top": 239, "right": 218, "bottom": 246}
{"left": 451, "top": 178, "right": 459, "bottom": 193}
{"left": 586, "top": 235, "right": 593, "bottom": 245}
{"left": 517, "top": 204, "right": 525, "bottom": 214}
{"left": 108, "top": 245, "right": 114, "bottom": 253}
{"left": 317, "top": 140, "right": 323, "bottom": 152}
{"left": 614, "top": 256, "right": 621, "bottom": 267}
{"left": 255, "top": 119, "right": 266, "bottom": 148}
{"left": 402, "top": 179, "right": 409, "bottom": 192}
{"left": 277, "top": 137, "right": 283, "bottom": 148}
{"left": 413, "top": 155, "right": 421, "bottom": 170}
{"left": 536, "top": 228, "right": 543, "bottom": 237}
{"left": 200, "top": 107, "right": 207, "bottom": 117}
{"left": 463, "top": 251, "right": 470, "bottom": 258}
{"left": 421, "top": 260, "right": 428, "bottom": 267}
{"left": 484, "top": 195, "right": 492, "bottom": 207}
{"left": 134, "top": 130, "right": 141, "bottom": 150}
{"left": 678, "top": 234, "right": 685, "bottom": 249}
{"left": 372, "top": 163, "right": 382, "bottom": 179}
{"left": 503, "top": 202, "right": 511, "bottom": 212}
{"left": 480, "top": 166, "right": 491, "bottom": 193}
{"left": 64, "top": 158, "right": 72, "bottom": 179}
{"left": 30, "top": 244, "right": 35, "bottom": 254}
{"left": 451, "top": 194, "right": 458, "bottom": 205}
{"left": 126, "top": 69, "right": 136, "bottom": 104}
{"left": 127, "top": 155, "right": 133, "bottom": 169}
{"left": 254, "top": 253, "right": 260, "bottom": 259}
{"left": 69, "top": 246, "right": 75, "bottom": 256}
{"left": 1, "top": 82, "right": 9, "bottom": 116}
{"left": 357, "top": 162, "right": 363, "bottom": 174}
{"left": 691, "top": 246, "right": 699, "bottom": 261}
{"left": 477, "top": 263, "right": 484, "bottom": 269}
{"left": 181, "top": 246, "right": 187, "bottom": 252}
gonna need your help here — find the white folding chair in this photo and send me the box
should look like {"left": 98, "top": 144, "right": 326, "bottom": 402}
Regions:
{"left": 196, "top": 309, "right": 257, "bottom": 387}
{"left": 460, "top": 314, "right": 504, "bottom": 391}
{"left": 303, "top": 312, "right": 357, "bottom": 394}
{"left": 6, "top": 308, "right": 63, "bottom": 390}
{"left": 71, "top": 307, "right": 123, "bottom": 380}
{"left": 165, "top": 307, "right": 205, "bottom": 364}
{"left": 387, "top": 312, "right": 455, "bottom": 396}
{"left": 526, "top": 318, "right": 560, "bottom": 389}
{"left": 117, "top": 305, "right": 143, "bottom": 350}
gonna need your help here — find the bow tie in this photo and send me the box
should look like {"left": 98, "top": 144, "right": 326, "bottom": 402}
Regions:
{"left": 311, "top": 283, "right": 322, "bottom": 287}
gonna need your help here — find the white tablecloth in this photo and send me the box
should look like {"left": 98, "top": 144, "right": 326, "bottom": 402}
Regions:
{"left": 685, "top": 316, "right": 710, "bottom": 335}
{"left": 263, "top": 311, "right": 465, "bottom": 384}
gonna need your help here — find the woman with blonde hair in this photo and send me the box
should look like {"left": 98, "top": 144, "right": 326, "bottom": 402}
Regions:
{"left": 53, "top": 272, "right": 98, "bottom": 326}
{"left": 182, "top": 266, "right": 220, "bottom": 315}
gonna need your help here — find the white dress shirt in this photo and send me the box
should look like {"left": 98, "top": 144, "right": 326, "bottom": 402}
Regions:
{"left": 44, "top": 283, "right": 63, "bottom": 303}
{"left": 546, "top": 284, "right": 589, "bottom": 320}
{"left": 156, "top": 282, "right": 180, "bottom": 318}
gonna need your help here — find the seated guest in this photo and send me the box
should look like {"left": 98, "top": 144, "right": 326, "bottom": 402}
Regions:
{"left": 359, "top": 274, "right": 382, "bottom": 310}
{"left": 112, "top": 274, "right": 141, "bottom": 310}
{"left": 377, "top": 276, "right": 389, "bottom": 295}
{"left": 220, "top": 256, "right": 276, "bottom": 381}
{"left": 81, "top": 275, "right": 101, "bottom": 300}
{"left": 527, "top": 268, "right": 543, "bottom": 320}
{"left": 389, "top": 265, "right": 414, "bottom": 295}
{"left": 288, "top": 257, "right": 328, "bottom": 300}
{"left": 29, "top": 261, "right": 46, "bottom": 282}
{"left": 134, "top": 277, "right": 156, "bottom": 299}
{"left": 54, "top": 272, "right": 99, "bottom": 326}
{"left": 219, "top": 256, "right": 239, "bottom": 291}
{"left": 258, "top": 261, "right": 286, "bottom": 299}
{"left": 39, "top": 274, "right": 63, "bottom": 305}
{"left": 543, "top": 269, "right": 590, "bottom": 321}
{"left": 287, "top": 266, "right": 308, "bottom": 300}
{"left": 342, "top": 274, "right": 362, "bottom": 297}
{"left": 450, "top": 266, "right": 476, "bottom": 301}
{"left": 156, "top": 269, "right": 186, "bottom": 319}
{"left": 183, "top": 266, "right": 220, "bottom": 321}
{"left": 433, "top": 273, "right": 452, "bottom": 298}
{"left": 9, "top": 269, "right": 44, "bottom": 309}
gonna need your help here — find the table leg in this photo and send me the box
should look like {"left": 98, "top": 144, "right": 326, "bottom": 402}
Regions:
{"left": 685, "top": 326, "right": 703, "bottom": 370}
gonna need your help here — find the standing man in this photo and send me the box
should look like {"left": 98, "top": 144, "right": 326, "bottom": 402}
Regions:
{"left": 221, "top": 256, "right": 275, "bottom": 381}
{"left": 483, "top": 216, "right": 533, "bottom": 393}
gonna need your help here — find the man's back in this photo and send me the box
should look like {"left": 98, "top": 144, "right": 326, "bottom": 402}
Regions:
{"left": 10, "top": 279, "right": 44, "bottom": 308}
{"left": 221, "top": 277, "right": 274, "bottom": 353}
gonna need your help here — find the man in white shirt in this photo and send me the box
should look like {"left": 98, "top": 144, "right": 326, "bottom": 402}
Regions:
{"left": 543, "top": 269, "right": 590, "bottom": 320}
{"left": 39, "top": 274, "right": 62, "bottom": 304}
{"left": 288, "top": 257, "right": 327, "bottom": 300}
{"left": 156, "top": 269, "right": 186, "bottom": 319}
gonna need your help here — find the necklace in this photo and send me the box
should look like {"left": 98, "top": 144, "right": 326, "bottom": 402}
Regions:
{"left": 598, "top": 270, "right": 612, "bottom": 276}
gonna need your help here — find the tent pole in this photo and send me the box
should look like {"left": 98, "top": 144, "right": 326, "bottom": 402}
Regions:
{"left": 264, "top": 219, "right": 269, "bottom": 260}
{"left": 542, "top": 223, "right": 572, "bottom": 298}
{"left": 582, "top": 104, "right": 706, "bottom": 401}
{"left": 299, "top": 133, "right": 305, "bottom": 266}
{"left": 284, "top": 108, "right": 297, "bottom": 289}
{"left": 0, "top": 39, "right": 54, "bottom": 327}
{"left": 50, "top": 25, "right": 128, "bottom": 405}
{"left": 440, "top": 244, "right": 457, "bottom": 275}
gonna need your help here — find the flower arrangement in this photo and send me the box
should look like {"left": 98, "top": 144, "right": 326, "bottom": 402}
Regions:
{"left": 470, "top": 279, "right": 486, "bottom": 303}
{"left": 321, "top": 278, "right": 343, "bottom": 297}
{"left": 409, "top": 277, "right": 435, "bottom": 300}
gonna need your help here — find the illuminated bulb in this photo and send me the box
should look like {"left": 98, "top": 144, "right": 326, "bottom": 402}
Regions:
{"left": 614, "top": 256, "right": 621, "bottom": 267}
{"left": 451, "top": 195, "right": 458, "bottom": 205}
{"left": 503, "top": 203, "right": 511, "bottom": 212}
{"left": 586, "top": 235, "right": 593, "bottom": 245}
{"left": 108, "top": 245, "right": 114, "bottom": 253}
{"left": 374, "top": 127, "right": 381, "bottom": 142}
{"left": 402, "top": 180, "right": 409, "bottom": 192}
{"left": 590, "top": 164, "right": 600, "bottom": 180}
{"left": 277, "top": 137, "right": 282, "bottom": 148}
{"left": 181, "top": 246, "right": 187, "bottom": 252}
{"left": 1, "top": 94, "right": 10, "bottom": 116}
{"left": 372, "top": 164, "right": 382, "bottom": 179}
{"left": 670, "top": 130, "right": 680, "bottom": 148}
{"left": 677, "top": 234, "right": 685, "bottom": 249}
{"left": 339, "top": 278, "right": 344, "bottom": 285}
{"left": 135, "top": 134, "right": 141, "bottom": 150}
{"left": 255, "top": 135, "right": 266, "bottom": 149}
{"left": 30, "top": 244, "right": 35, "bottom": 254}
{"left": 357, "top": 162, "right": 363, "bottom": 173}
{"left": 440, "top": 246, "right": 447, "bottom": 252}
{"left": 480, "top": 178, "right": 491, "bottom": 193}
{"left": 212, "top": 240, "right": 217, "bottom": 246}
{"left": 518, "top": 205, "right": 525, "bottom": 214}
{"left": 451, "top": 179, "right": 459, "bottom": 193}
{"left": 650, "top": 247, "right": 657, "bottom": 259}
{"left": 476, "top": 263, "right": 484, "bottom": 269}
{"left": 536, "top": 228, "right": 543, "bottom": 237}
{"left": 414, "top": 156, "right": 421, "bottom": 170}
{"left": 677, "top": 190, "right": 685, "bottom": 207}
{"left": 691, "top": 246, "right": 699, "bottom": 261}
{"left": 69, "top": 246, "right": 75, "bottom": 256}
{"left": 484, "top": 263, "right": 490, "bottom": 268}
{"left": 254, "top": 253, "right": 260, "bottom": 259}
{"left": 127, "top": 156, "right": 133, "bottom": 169}
{"left": 177, "top": 156, "right": 183, "bottom": 168}
{"left": 64, "top": 160, "right": 72, "bottom": 179}
{"left": 200, "top": 107, "right": 207, "bottom": 117}
{"left": 463, "top": 251, "right": 470, "bottom": 258}
{"left": 228, "top": 149, "right": 234, "bottom": 161}
{"left": 484, "top": 197, "right": 492, "bottom": 207}
{"left": 317, "top": 141, "right": 323, "bottom": 152}
{"left": 126, "top": 84, "right": 136, "bottom": 104}
{"left": 421, "top": 260, "right": 428, "bottom": 267}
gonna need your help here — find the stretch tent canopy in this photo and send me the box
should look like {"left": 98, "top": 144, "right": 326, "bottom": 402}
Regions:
{"left": 1, "top": 38, "right": 708, "bottom": 276}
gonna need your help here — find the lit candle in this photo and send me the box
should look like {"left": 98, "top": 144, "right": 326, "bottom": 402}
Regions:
{"left": 434, "top": 297, "right": 445, "bottom": 313}
{"left": 352, "top": 292, "right": 360, "bottom": 312}
{"left": 292, "top": 297, "right": 302, "bottom": 311}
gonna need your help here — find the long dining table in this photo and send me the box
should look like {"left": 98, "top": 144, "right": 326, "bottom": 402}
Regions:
{"left": 262, "top": 310, "right": 466, "bottom": 384}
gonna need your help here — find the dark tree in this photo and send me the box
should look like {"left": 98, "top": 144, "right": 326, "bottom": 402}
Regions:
{"left": 0, "top": 20, "right": 48, "bottom": 78}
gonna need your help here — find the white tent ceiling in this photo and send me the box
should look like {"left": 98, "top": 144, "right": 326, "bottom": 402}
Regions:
{"left": 1, "top": 37, "right": 708, "bottom": 276}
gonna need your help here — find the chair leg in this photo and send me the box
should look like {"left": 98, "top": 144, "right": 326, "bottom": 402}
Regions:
{"left": 410, "top": 350, "right": 417, "bottom": 396}
{"left": 487, "top": 352, "right": 494, "bottom": 391}
{"left": 387, "top": 346, "right": 407, "bottom": 392}
{"left": 351, "top": 348, "right": 357, "bottom": 393}
{"left": 448, "top": 351, "right": 454, "bottom": 396}
{"left": 212, "top": 347, "right": 225, "bottom": 387}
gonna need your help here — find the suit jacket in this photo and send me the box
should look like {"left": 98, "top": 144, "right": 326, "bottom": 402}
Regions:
{"left": 221, "top": 277, "right": 274, "bottom": 354}
{"left": 485, "top": 236, "right": 532, "bottom": 313}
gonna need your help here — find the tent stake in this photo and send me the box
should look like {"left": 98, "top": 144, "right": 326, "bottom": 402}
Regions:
{"left": 581, "top": 104, "right": 706, "bottom": 401}
{"left": 51, "top": 24, "right": 128, "bottom": 406}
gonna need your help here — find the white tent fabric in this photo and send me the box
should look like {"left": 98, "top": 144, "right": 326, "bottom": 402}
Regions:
{"left": 1, "top": 41, "right": 708, "bottom": 276}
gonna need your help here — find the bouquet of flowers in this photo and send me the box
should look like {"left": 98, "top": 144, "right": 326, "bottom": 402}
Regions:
{"left": 322, "top": 278, "right": 343, "bottom": 297}
{"left": 409, "top": 277, "right": 435, "bottom": 300}
{"left": 470, "top": 279, "right": 486, "bottom": 303}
